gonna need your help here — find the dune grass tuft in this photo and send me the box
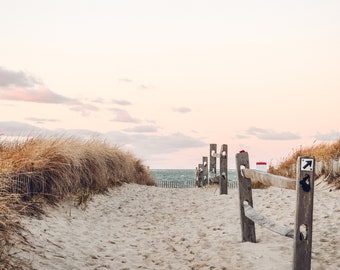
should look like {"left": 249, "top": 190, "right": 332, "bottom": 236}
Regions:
{"left": 268, "top": 139, "right": 340, "bottom": 189}
{"left": 0, "top": 136, "right": 155, "bottom": 269}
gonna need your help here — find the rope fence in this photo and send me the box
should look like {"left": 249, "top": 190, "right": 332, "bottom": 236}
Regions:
{"left": 236, "top": 151, "right": 315, "bottom": 270}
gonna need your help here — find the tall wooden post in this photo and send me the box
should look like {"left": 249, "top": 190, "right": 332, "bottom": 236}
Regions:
{"left": 220, "top": 144, "right": 228, "bottom": 195}
{"left": 236, "top": 151, "right": 256, "bottom": 243}
{"left": 210, "top": 144, "right": 217, "bottom": 181}
{"left": 293, "top": 156, "right": 315, "bottom": 270}
{"left": 198, "top": 164, "right": 204, "bottom": 187}
{"left": 202, "top": 156, "right": 208, "bottom": 186}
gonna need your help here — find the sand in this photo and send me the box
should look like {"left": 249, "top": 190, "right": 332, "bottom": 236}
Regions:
{"left": 14, "top": 184, "right": 339, "bottom": 270}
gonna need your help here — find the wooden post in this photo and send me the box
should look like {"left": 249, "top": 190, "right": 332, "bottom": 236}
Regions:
{"left": 236, "top": 151, "right": 256, "bottom": 243}
{"left": 293, "top": 156, "right": 315, "bottom": 270}
{"left": 210, "top": 144, "right": 217, "bottom": 183}
{"left": 198, "top": 164, "right": 204, "bottom": 187}
{"left": 202, "top": 156, "right": 208, "bottom": 186}
{"left": 220, "top": 144, "right": 228, "bottom": 195}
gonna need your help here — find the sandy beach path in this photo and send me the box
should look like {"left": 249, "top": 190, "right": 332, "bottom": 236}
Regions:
{"left": 15, "top": 184, "right": 339, "bottom": 270}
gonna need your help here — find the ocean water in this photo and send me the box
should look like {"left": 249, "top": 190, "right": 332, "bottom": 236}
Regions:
{"left": 151, "top": 169, "right": 237, "bottom": 183}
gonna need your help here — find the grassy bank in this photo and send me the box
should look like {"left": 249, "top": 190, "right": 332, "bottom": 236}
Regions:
{"left": 268, "top": 139, "right": 340, "bottom": 189}
{"left": 0, "top": 136, "right": 155, "bottom": 270}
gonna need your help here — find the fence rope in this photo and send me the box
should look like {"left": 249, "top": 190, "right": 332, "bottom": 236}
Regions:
{"left": 243, "top": 203, "right": 294, "bottom": 238}
{"left": 242, "top": 168, "right": 296, "bottom": 190}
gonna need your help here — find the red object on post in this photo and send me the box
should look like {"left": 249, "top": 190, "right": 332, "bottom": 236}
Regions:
{"left": 256, "top": 161, "right": 267, "bottom": 171}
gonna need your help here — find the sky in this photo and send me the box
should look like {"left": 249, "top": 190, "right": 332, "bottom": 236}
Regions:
{"left": 0, "top": 0, "right": 339, "bottom": 169}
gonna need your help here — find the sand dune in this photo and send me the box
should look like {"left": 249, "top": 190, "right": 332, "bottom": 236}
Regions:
{"left": 14, "top": 184, "right": 339, "bottom": 270}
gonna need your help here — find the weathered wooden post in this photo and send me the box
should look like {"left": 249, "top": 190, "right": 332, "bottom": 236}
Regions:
{"left": 198, "top": 164, "right": 204, "bottom": 187}
{"left": 220, "top": 144, "right": 228, "bottom": 195}
{"left": 202, "top": 156, "right": 208, "bottom": 186}
{"left": 236, "top": 151, "right": 256, "bottom": 243}
{"left": 210, "top": 144, "right": 217, "bottom": 183}
{"left": 293, "top": 156, "right": 315, "bottom": 270}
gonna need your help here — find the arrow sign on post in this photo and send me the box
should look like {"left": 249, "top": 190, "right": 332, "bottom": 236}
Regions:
{"left": 303, "top": 160, "right": 312, "bottom": 170}
{"left": 301, "top": 158, "right": 314, "bottom": 171}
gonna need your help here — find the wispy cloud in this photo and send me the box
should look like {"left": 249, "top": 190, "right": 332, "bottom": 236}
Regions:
{"left": 173, "top": 106, "right": 191, "bottom": 114}
{"left": 91, "top": 97, "right": 105, "bottom": 104}
{"left": 105, "top": 131, "right": 206, "bottom": 155}
{"left": 118, "top": 78, "right": 133, "bottom": 83}
{"left": 238, "top": 126, "right": 300, "bottom": 140}
{"left": 26, "top": 117, "right": 60, "bottom": 125}
{"left": 132, "top": 133, "right": 206, "bottom": 155}
{"left": 139, "top": 84, "right": 153, "bottom": 90}
{"left": 123, "top": 125, "right": 158, "bottom": 133}
{"left": 313, "top": 130, "right": 340, "bottom": 141}
{"left": 91, "top": 98, "right": 131, "bottom": 106}
{"left": 0, "top": 85, "right": 76, "bottom": 104}
{"left": 0, "top": 121, "right": 44, "bottom": 136}
{"left": 110, "top": 108, "right": 140, "bottom": 123}
{"left": 69, "top": 103, "right": 99, "bottom": 116}
{"left": 0, "top": 66, "right": 40, "bottom": 87}
{"left": 0, "top": 121, "right": 102, "bottom": 138}
{"left": 117, "top": 77, "right": 153, "bottom": 91}
{"left": 112, "top": 99, "right": 132, "bottom": 106}
{"left": 0, "top": 66, "right": 101, "bottom": 117}
{"left": 235, "top": 134, "right": 250, "bottom": 139}
{"left": 0, "top": 66, "right": 76, "bottom": 104}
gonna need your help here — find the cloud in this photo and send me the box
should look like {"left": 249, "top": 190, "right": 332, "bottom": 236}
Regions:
{"left": 54, "top": 128, "right": 102, "bottom": 138}
{"left": 313, "top": 130, "right": 340, "bottom": 141}
{"left": 173, "top": 106, "right": 191, "bottom": 113}
{"left": 148, "top": 133, "right": 205, "bottom": 155}
{"left": 112, "top": 99, "right": 132, "bottom": 106}
{"left": 0, "top": 66, "right": 40, "bottom": 87}
{"left": 117, "top": 77, "right": 153, "bottom": 91}
{"left": 0, "top": 121, "right": 45, "bottom": 136}
{"left": 110, "top": 108, "right": 140, "bottom": 123}
{"left": 92, "top": 97, "right": 105, "bottom": 103}
{"left": 118, "top": 78, "right": 133, "bottom": 83}
{"left": 0, "top": 85, "right": 77, "bottom": 104}
{"left": 0, "top": 66, "right": 77, "bottom": 104}
{"left": 123, "top": 125, "right": 158, "bottom": 133}
{"left": 0, "top": 121, "right": 102, "bottom": 138}
{"left": 105, "top": 131, "right": 206, "bottom": 155}
{"left": 235, "top": 134, "right": 250, "bottom": 139}
{"left": 148, "top": 133, "right": 206, "bottom": 153}
{"left": 0, "top": 67, "right": 101, "bottom": 117}
{"left": 91, "top": 98, "right": 131, "bottom": 106}
{"left": 241, "top": 126, "right": 300, "bottom": 140}
{"left": 69, "top": 103, "right": 99, "bottom": 116}
{"left": 26, "top": 117, "right": 60, "bottom": 125}
{"left": 139, "top": 84, "right": 153, "bottom": 90}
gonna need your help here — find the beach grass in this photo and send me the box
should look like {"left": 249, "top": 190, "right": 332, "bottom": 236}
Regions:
{"left": 0, "top": 136, "right": 155, "bottom": 270}
{"left": 268, "top": 139, "right": 340, "bottom": 189}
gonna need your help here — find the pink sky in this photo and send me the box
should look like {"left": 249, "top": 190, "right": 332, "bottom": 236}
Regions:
{"left": 0, "top": 1, "right": 339, "bottom": 169}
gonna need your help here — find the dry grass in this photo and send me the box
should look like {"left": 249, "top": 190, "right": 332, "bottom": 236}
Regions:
{"left": 0, "top": 136, "right": 155, "bottom": 270}
{"left": 268, "top": 139, "right": 340, "bottom": 189}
